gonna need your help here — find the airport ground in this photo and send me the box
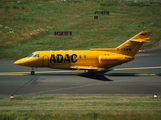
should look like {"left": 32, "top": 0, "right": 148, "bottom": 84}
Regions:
{"left": 0, "top": 46, "right": 161, "bottom": 119}
{"left": 0, "top": 43, "right": 161, "bottom": 97}
{"left": 0, "top": 1, "right": 161, "bottom": 119}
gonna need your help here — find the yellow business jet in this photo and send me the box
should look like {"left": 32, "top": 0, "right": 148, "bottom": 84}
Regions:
{"left": 14, "top": 31, "right": 152, "bottom": 75}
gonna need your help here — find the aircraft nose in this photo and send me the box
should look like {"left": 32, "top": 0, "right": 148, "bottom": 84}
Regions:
{"left": 14, "top": 58, "right": 27, "bottom": 66}
{"left": 14, "top": 60, "right": 22, "bottom": 65}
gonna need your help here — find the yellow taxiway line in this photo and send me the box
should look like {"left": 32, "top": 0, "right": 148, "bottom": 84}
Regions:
{"left": 114, "top": 66, "right": 161, "bottom": 70}
{"left": 0, "top": 66, "right": 161, "bottom": 76}
{"left": 0, "top": 70, "right": 82, "bottom": 75}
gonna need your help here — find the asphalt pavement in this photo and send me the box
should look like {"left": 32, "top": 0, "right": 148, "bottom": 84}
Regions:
{"left": 0, "top": 45, "right": 161, "bottom": 96}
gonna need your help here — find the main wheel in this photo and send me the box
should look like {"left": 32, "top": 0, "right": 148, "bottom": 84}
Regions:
{"left": 88, "top": 70, "right": 94, "bottom": 75}
{"left": 31, "top": 71, "right": 35, "bottom": 75}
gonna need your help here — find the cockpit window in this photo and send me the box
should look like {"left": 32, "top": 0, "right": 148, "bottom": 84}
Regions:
{"left": 33, "top": 54, "right": 37, "bottom": 57}
{"left": 27, "top": 54, "right": 34, "bottom": 58}
{"left": 27, "top": 53, "right": 38, "bottom": 58}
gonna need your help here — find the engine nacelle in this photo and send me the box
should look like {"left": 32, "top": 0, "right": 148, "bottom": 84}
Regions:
{"left": 99, "top": 54, "right": 134, "bottom": 64}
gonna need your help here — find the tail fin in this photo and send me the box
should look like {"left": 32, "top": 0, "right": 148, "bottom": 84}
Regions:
{"left": 116, "top": 31, "right": 152, "bottom": 56}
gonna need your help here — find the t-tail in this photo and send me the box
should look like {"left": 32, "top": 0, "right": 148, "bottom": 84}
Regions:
{"left": 116, "top": 31, "right": 152, "bottom": 56}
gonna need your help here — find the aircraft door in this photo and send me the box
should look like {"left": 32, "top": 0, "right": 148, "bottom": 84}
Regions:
{"left": 43, "top": 55, "right": 49, "bottom": 67}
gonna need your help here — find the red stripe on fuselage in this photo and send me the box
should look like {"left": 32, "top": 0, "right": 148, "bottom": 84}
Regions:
{"left": 101, "top": 58, "right": 118, "bottom": 61}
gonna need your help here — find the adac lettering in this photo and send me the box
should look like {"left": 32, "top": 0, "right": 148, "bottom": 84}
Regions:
{"left": 50, "top": 54, "right": 77, "bottom": 63}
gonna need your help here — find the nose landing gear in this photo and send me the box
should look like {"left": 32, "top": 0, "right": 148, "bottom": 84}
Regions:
{"left": 31, "top": 67, "right": 35, "bottom": 75}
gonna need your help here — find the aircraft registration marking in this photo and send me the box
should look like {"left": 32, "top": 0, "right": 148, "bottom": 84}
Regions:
{"left": 117, "top": 48, "right": 131, "bottom": 51}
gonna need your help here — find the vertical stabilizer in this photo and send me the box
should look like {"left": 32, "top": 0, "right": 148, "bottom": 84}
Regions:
{"left": 116, "top": 31, "right": 152, "bottom": 56}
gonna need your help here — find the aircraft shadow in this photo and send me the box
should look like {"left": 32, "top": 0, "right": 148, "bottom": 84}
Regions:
{"left": 77, "top": 69, "right": 113, "bottom": 81}
{"left": 106, "top": 73, "right": 139, "bottom": 76}
{"left": 36, "top": 73, "right": 112, "bottom": 81}
{"left": 36, "top": 69, "right": 143, "bottom": 81}
{"left": 78, "top": 73, "right": 113, "bottom": 81}
{"left": 156, "top": 73, "right": 161, "bottom": 76}
{"left": 78, "top": 72, "right": 139, "bottom": 81}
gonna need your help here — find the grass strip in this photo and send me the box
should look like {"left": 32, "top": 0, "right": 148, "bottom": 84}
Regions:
{"left": 0, "top": 111, "right": 161, "bottom": 120}
{"left": 0, "top": 96, "right": 161, "bottom": 119}
{"left": 0, "top": 0, "right": 161, "bottom": 59}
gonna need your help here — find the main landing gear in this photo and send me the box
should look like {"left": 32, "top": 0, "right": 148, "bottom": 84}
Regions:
{"left": 88, "top": 70, "right": 95, "bottom": 75}
{"left": 31, "top": 67, "right": 35, "bottom": 75}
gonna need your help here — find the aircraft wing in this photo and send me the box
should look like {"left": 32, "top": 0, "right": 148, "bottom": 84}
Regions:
{"left": 70, "top": 66, "right": 104, "bottom": 70}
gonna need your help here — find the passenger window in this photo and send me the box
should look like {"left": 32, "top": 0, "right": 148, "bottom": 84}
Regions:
{"left": 79, "top": 55, "right": 81, "bottom": 58}
{"left": 37, "top": 54, "right": 39, "bottom": 57}
{"left": 84, "top": 55, "right": 86, "bottom": 58}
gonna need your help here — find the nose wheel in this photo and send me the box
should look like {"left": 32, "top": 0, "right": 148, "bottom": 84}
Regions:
{"left": 31, "top": 71, "right": 35, "bottom": 75}
{"left": 31, "top": 67, "right": 35, "bottom": 75}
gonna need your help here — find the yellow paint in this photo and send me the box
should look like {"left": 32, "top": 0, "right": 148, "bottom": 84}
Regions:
{"left": 14, "top": 31, "right": 152, "bottom": 74}
{"left": 136, "top": 74, "right": 157, "bottom": 76}
{"left": 137, "top": 74, "right": 148, "bottom": 76}
{"left": 0, "top": 72, "right": 29, "bottom": 75}
{"left": 114, "top": 66, "right": 161, "bottom": 71}
{"left": 0, "top": 66, "right": 160, "bottom": 76}
{"left": 149, "top": 74, "right": 156, "bottom": 76}
{"left": 0, "top": 70, "right": 81, "bottom": 75}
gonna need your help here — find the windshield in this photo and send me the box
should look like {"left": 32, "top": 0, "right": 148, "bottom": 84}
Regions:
{"left": 27, "top": 54, "right": 34, "bottom": 58}
{"left": 27, "top": 53, "right": 39, "bottom": 58}
{"left": 33, "top": 54, "right": 37, "bottom": 57}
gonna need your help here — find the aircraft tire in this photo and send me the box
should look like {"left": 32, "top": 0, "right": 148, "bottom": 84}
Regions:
{"left": 31, "top": 71, "right": 35, "bottom": 75}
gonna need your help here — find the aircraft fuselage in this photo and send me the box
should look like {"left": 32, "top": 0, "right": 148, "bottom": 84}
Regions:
{"left": 14, "top": 31, "right": 152, "bottom": 75}
{"left": 14, "top": 50, "right": 134, "bottom": 70}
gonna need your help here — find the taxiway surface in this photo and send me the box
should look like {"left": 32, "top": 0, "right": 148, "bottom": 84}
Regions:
{"left": 0, "top": 47, "right": 161, "bottom": 96}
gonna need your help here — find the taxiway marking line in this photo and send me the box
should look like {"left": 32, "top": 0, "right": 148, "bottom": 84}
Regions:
{"left": 136, "top": 74, "right": 157, "bottom": 76}
{"left": 149, "top": 74, "right": 156, "bottom": 76}
{"left": 0, "top": 70, "right": 82, "bottom": 75}
{"left": 27, "top": 82, "right": 109, "bottom": 95}
{"left": 0, "top": 66, "right": 161, "bottom": 75}
{"left": 136, "top": 74, "right": 148, "bottom": 76}
{"left": 114, "top": 66, "right": 161, "bottom": 70}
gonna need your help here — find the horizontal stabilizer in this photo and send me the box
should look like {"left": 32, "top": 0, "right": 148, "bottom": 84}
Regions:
{"left": 115, "top": 31, "right": 152, "bottom": 56}
{"left": 130, "top": 31, "right": 152, "bottom": 42}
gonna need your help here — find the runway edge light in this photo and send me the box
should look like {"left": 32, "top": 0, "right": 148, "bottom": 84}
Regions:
{"left": 10, "top": 94, "right": 14, "bottom": 99}
{"left": 154, "top": 94, "right": 157, "bottom": 98}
